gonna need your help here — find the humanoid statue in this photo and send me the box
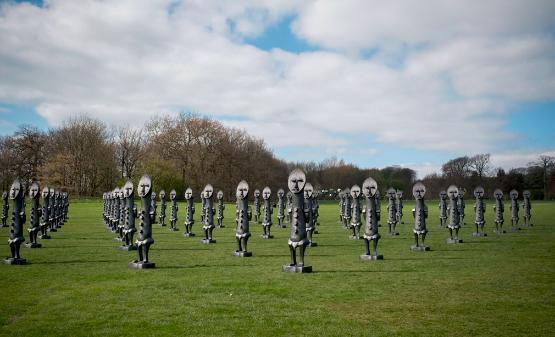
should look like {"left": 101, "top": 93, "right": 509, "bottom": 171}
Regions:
{"left": 216, "top": 190, "right": 225, "bottom": 228}
{"left": 276, "top": 188, "right": 286, "bottom": 228}
{"left": 313, "top": 192, "right": 320, "bottom": 233}
{"left": 169, "top": 190, "right": 178, "bottom": 231}
{"left": 509, "top": 189, "right": 520, "bottom": 231}
{"left": 522, "top": 190, "right": 532, "bottom": 227}
{"left": 48, "top": 188, "right": 57, "bottom": 233}
{"left": 411, "top": 182, "right": 430, "bottom": 251}
{"left": 4, "top": 179, "right": 26, "bottom": 264}
{"left": 110, "top": 188, "right": 120, "bottom": 234}
{"left": 493, "top": 189, "right": 505, "bottom": 234}
{"left": 303, "top": 184, "right": 316, "bottom": 246}
{"left": 286, "top": 191, "right": 293, "bottom": 224}
{"left": 118, "top": 187, "right": 126, "bottom": 240}
{"left": 150, "top": 191, "right": 157, "bottom": 225}
{"left": 361, "top": 177, "right": 383, "bottom": 260}
{"left": 121, "top": 180, "right": 137, "bottom": 250}
{"left": 201, "top": 184, "right": 216, "bottom": 244}
{"left": 253, "top": 189, "right": 261, "bottom": 224}
{"left": 386, "top": 187, "right": 398, "bottom": 235}
{"left": 349, "top": 185, "right": 362, "bottom": 240}
{"left": 446, "top": 185, "right": 463, "bottom": 243}
{"left": 375, "top": 189, "right": 382, "bottom": 227}
{"left": 200, "top": 191, "right": 206, "bottom": 224}
{"left": 261, "top": 187, "right": 274, "bottom": 239}
{"left": 233, "top": 181, "right": 252, "bottom": 257}
{"left": 39, "top": 187, "right": 51, "bottom": 239}
{"left": 62, "top": 192, "right": 69, "bottom": 223}
{"left": 343, "top": 188, "right": 352, "bottom": 228}
{"left": 158, "top": 190, "right": 167, "bottom": 227}
{"left": 103, "top": 192, "right": 109, "bottom": 227}
{"left": 338, "top": 191, "right": 345, "bottom": 224}
{"left": 183, "top": 188, "right": 195, "bottom": 237}
{"left": 458, "top": 187, "right": 466, "bottom": 225}
{"left": 26, "top": 182, "right": 42, "bottom": 248}
{"left": 438, "top": 191, "right": 448, "bottom": 228}
{"left": 395, "top": 190, "right": 404, "bottom": 224}
{"left": 283, "top": 169, "right": 312, "bottom": 273}
{"left": 129, "top": 175, "right": 155, "bottom": 269}
{"left": 1, "top": 191, "right": 8, "bottom": 228}
{"left": 472, "top": 186, "right": 487, "bottom": 237}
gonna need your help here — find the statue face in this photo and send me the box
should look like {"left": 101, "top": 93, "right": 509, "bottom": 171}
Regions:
{"left": 122, "top": 180, "right": 133, "bottom": 198}
{"left": 152, "top": 191, "right": 157, "bottom": 198}
{"left": 29, "top": 182, "right": 40, "bottom": 198}
{"left": 254, "top": 189, "right": 260, "bottom": 198}
{"left": 447, "top": 185, "right": 459, "bottom": 199}
{"left": 277, "top": 189, "right": 284, "bottom": 198}
{"left": 287, "top": 169, "right": 306, "bottom": 194}
{"left": 473, "top": 186, "right": 485, "bottom": 199}
{"left": 350, "top": 184, "right": 360, "bottom": 199}
{"left": 159, "top": 190, "right": 166, "bottom": 199}
{"left": 362, "top": 178, "right": 378, "bottom": 198}
{"left": 236, "top": 180, "right": 249, "bottom": 200}
{"left": 49, "top": 188, "right": 55, "bottom": 197}
{"left": 386, "top": 187, "right": 396, "bottom": 199}
{"left": 510, "top": 189, "right": 518, "bottom": 200}
{"left": 412, "top": 182, "right": 426, "bottom": 200}
{"left": 263, "top": 187, "right": 271, "bottom": 200}
{"left": 138, "top": 175, "right": 152, "bottom": 197}
{"left": 42, "top": 187, "right": 49, "bottom": 198}
{"left": 113, "top": 188, "right": 120, "bottom": 199}
{"left": 396, "top": 191, "right": 403, "bottom": 198}
{"left": 439, "top": 191, "right": 447, "bottom": 200}
{"left": 184, "top": 188, "right": 193, "bottom": 200}
{"left": 204, "top": 184, "right": 213, "bottom": 198}
{"left": 170, "top": 190, "right": 176, "bottom": 200}
{"left": 304, "top": 183, "right": 313, "bottom": 199}
{"left": 9, "top": 180, "right": 21, "bottom": 200}
{"left": 494, "top": 189, "right": 503, "bottom": 200}
{"left": 523, "top": 190, "right": 531, "bottom": 198}
{"left": 217, "top": 190, "right": 223, "bottom": 200}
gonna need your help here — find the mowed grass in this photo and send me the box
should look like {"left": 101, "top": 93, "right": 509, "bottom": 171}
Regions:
{"left": 0, "top": 198, "right": 554, "bottom": 337}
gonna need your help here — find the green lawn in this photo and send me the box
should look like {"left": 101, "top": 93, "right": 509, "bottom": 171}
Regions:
{"left": 1, "top": 199, "right": 554, "bottom": 337}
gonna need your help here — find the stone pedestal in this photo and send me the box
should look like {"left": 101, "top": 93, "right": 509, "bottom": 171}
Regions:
{"left": 472, "top": 232, "right": 487, "bottom": 237}
{"left": 201, "top": 239, "right": 216, "bottom": 244}
{"left": 184, "top": 232, "right": 196, "bottom": 237}
{"left": 169, "top": 227, "right": 178, "bottom": 232}
{"left": 411, "top": 245, "right": 430, "bottom": 251}
{"left": 510, "top": 227, "right": 521, "bottom": 232}
{"left": 261, "top": 234, "right": 274, "bottom": 239}
{"left": 446, "top": 238, "right": 463, "bottom": 244}
{"left": 493, "top": 229, "right": 506, "bottom": 234}
{"left": 39, "top": 234, "right": 51, "bottom": 240}
{"left": 282, "top": 265, "right": 312, "bottom": 273}
{"left": 232, "top": 250, "right": 252, "bottom": 257}
{"left": 360, "top": 254, "right": 383, "bottom": 260}
{"left": 349, "top": 235, "right": 362, "bottom": 240}
{"left": 3, "top": 257, "right": 26, "bottom": 265}
{"left": 119, "top": 245, "right": 137, "bottom": 251}
{"left": 25, "top": 242, "right": 42, "bottom": 248}
{"left": 128, "top": 260, "right": 155, "bottom": 269}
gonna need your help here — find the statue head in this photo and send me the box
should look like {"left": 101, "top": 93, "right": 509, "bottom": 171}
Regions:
{"left": 473, "top": 186, "right": 485, "bottom": 199}
{"left": 412, "top": 182, "right": 426, "bottom": 200}
{"left": 396, "top": 190, "right": 403, "bottom": 199}
{"left": 439, "top": 190, "right": 447, "bottom": 200}
{"left": 203, "top": 184, "right": 214, "bottom": 199}
{"left": 42, "top": 187, "right": 49, "bottom": 199}
{"left": 494, "top": 189, "right": 503, "bottom": 200}
{"left": 217, "top": 190, "right": 224, "bottom": 200}
{"left": 123, "top": 180, "right": 134, "bottom": 198}
{"left": 287, "top": 169, "right": 306, "bottom": 194}
{"left": 29, "top": 182, "right": 40, "bottom": 199}
{"left": 236, "top": 180, "right": 249, "bottom": 200}
{"left": 138, "top": 175, "right": 152, "bottom": 197}
{"left": 184, "top": 187, "right": 193, "bottom": 200}
{"left": 159, "top": 190, "right": 166, "bottom": 200}
{"left": 263, "top": 187, "right": 271, "bottom": 200}
{"left": 362, "top": 178, "right": 378, "bottom": 198}
{"left": 350, "top": 184, "right": 361, "bottom": 199}
{"left": 169, "top": 189, "right": 176, "bottom": 200}
{"left": 254, "top": 189, "right": 260, "bottom": 198}
{"left": 9, "top": 179, "right": 22, "bottom": 200}
{"left": 304, "top": 183, "right": 313, "bottom": 199}
{"left": 447, "top": 185, "right": 459, "bottom": 200}
{"left": 113, "top": 187, "right": 120, "bottom": 199}
{"left": 523, "top": 190, "right": 531, "bottom": 199}
{"left": 49, "top": 187, "right": 55, "bottom": 198}
{"left": 2, "top": 191, "right": 7, "bottom": 200}
{"left": 386, "top": 187, "right": 396, "bottom": 200}
{"left": 277, "top": 188, "right": 284, "bottom": 198}
{"left": 510, "top": 189, "right": 518, "bottom": 200}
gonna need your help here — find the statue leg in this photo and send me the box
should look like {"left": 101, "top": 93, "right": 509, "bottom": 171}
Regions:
{"left": 449, "top": 228, "right": 453, "bottom": 239}
{"left": 388, "top": 222, "right": 392, "bottom": 234}
{"left": 455, "top": 227, "right": 460, "bottom": 240}
{"left": 421, "top": 233, "right": 427, "bottom": 246}
{"left": 9, "top": 243, "right": 15, "bottom": 258}
{"left": 351, "top": 225, "right": 356, "bottom": 237}
{"left": 208, "top": 227, "right": 214, "bottom": 240}
{"left": 267, "top": 225, "right": 272, "bottom": 237}
{"left": 236, "top": 237, "right": 242, "bottom": 251}
{"left": 204, "top": 228, "right": 209, "bottom": 240}
{"left": 144, "top": 243, "right": 151, "bottom": 262}
{"left": 373, "top": 238, "right": 379, "bottom": 256}
{"left": 289, "top": 245, "right": 296, "bottom": 266}
{"left": 242, "top": 237, "right": 248, "bottom": 252}
{"left": 364, "top": 238, "right": 370, "bottom": 255}
{"left": 299, "top": 244, "right": 307, "bottom": 266}
{"left": 15, "top": 242, "right": 21, "bottom": 259}
{"left": 414, "top": 233, "right": 419, "bottom": 246}
{"left": 137, "top": 244, "right": 144, "bottom": 262}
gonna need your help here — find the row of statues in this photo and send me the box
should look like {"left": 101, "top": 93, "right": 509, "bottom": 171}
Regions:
{"left": 2, "top": 180, "right": 70, "bottom": 265}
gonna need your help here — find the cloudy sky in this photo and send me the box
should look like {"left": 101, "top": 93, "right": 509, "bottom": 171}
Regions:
{"left": 1, "top": 0, "right": 554, "bottom": 177}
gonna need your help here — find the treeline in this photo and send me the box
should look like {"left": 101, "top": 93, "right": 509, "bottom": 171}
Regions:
{"left": 0, "top": 114, "right": 553, "bottom": 200}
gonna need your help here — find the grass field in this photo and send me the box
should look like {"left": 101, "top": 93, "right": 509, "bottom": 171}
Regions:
{"left": 0, "top": 198, "right": 554, "bottom": 337}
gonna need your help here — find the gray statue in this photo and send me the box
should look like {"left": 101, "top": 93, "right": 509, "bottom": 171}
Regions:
{"left": 303, "top": 183, "right": 316, "bottom": 246}
{"left": 395, "top": 190, "right": 404, "bottom": 224}
{"left": 158, "top": 190, "right": 167, "bottom": 227}
{"left": 522, "top": 190, "right": 532, "bottom": 227}
{"left": 458, "top": 187, "right": 466, "bottom": 225}
{"left": 286, "top": 191, "right": 293, "bottom": 224}
{"left": 1, "top": 191, "right": 8, "bottom": 228}
{"left": 493, "top": 189, "right": 505, "bottom": 234}
{"left": 216, "top": 190, "right": 225, "bottom": 228}
{"left": 446, "top": 185, "right": 463, "bottom": 243}
{"left": 39, "top": 187, "right": 51, "bottom": 239}
{"left": 200, "top": 191, "right": 206, "bottom": 224}
{"left": 62, "top": 192, "right": 69, "bottom": 223}
{"left": 509, "top": 189, "right": 520, "bottom": 231}
{"left": 150, "top": 191, "right": 157, "bottom": 225}
{"left": 276, "top": 188, "right": 285, "bottom": 228}
{"left": 349, "top": 185, "right": 362, "bottom": 240}
{"left": 201, "top": 184, "right": 216, "bottom": 244}
{"left": 253, "top": 189, "right": 261, "bottom": 224}
{"left": 183, "top": 188, "right": 195, "bottom": 237}
{"left": 283, "top": 169, "right": 312, "bottom": 273}
{"left": 386, "top": 187, "right": 398, "bottom": 236}
{"left": 4, "top": 179, "right": 26, "bottom": 264}
{"left": 361, "top": 177, "right": 383, "bottom": 260}
{"left": 111, "top": 188, "right": 120, "bottom": 234}
{"left": 261, "top": 186, "right": 274, "bottom": 239}
{"left": 26, "top": 182, "right": 42, "bottom": 248}
{"left": 438, "top": 191, "right": 448, "bottom": 227}
{"left": 121, "top": 180, "right": 137, "bottom": 251}
{"left": 129, "top": 175, "right": 155, "bottom": 269}
{"left": 118, "top": 187, "right": 126, "bottom": 240}
{"left": 411, "top": 182, "right": 430, "bottom": 251}
{"left": 375, "top": 189, "right": 382, "bottom": 227}
{"left": 169, "top": 189, "right": 178, "bottom": 231}
{"left": 472, "top": 186, "right": 487, "bottom": 237}
{"left": 338, "top": 191, "right": 345, "bottom": 224}
{"left": 313, "top": 191, "right": 320, "bottom": 233}
{"left": 49, "top": 189, "right": 58, "bottom": 232}
{"left": 343, "top": 188, "right": 352, "bottom": 228}
{"left": 233, "top": 181, "right": 252, "bottom": 257}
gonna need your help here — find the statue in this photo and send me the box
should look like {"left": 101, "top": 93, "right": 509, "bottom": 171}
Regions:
{"left": 110, "top": 188, "right": 120, "bottom": 234}
{"left": 253, "top": 189, "right": 261, "bottom": 224}
{"left": 473, "top": 186, "right": 487, "bottom": 237}
{"left": 361, "top": 177, "right": 383, "bottom": 260}
{"left": 183, "top": 188, "right": 195, "bottom": 237}
{"left": 129, "top": 175, "right": 155, "bottom": 269}
{"left": 233, "top": 180, "right": 252, "bottom": 257}
{"left": 349, "top": 185, "right": 362, "bottom": 240}
{"left": 342, "top": 188, "right": 352, "bottom": 228}
{"left": 286, "top": 191, "right": 293, "bottom": 224}
{"left": 446, "top": 185, "right": 463, "bottom": 243}
{"left": 201, "top": 184, "right": 216, "bottom": 244}
{"left": 303, "top": 183, "right": 316, "bottom": 246}
{"left": 375, "top": 189, "right": 382, "bottom": 227}
{"left": 150, "top": 191, "right": 157, "bottom": 225}
{"left": 338, "top": 191, "right": 345, "bottom": 224}
{"left": 26, "top": 182, "right": 42, "bottom": 248}
{"left": 48, "top": 188, "right": 57, "bottom": 233}
{"left": 200, "top": 191, "right": 206, "bottom": 224}
{"left": 276, "top": 188, "right": 286, "bottom": 228}
{"left": 509, "top": 189, "right": 520, "bottom": 231}
{"left": 158, "top": 190, "right": 167, "bottom": 227}
{"left": 458, "top": 187, "right": 466, "bottom": 225}
{"left": 169, "top": 189, "right": 178, "bottom": 231}
{"left": 39, "top": 187, "right": 51, "bottom": 239}
{"left": 493, "top": 189, "right": 505, "bottom": 234}
{"left": 216, "top": 190, "right": 225, "bottom": 228}
{"left": 522, "top": 190, "right": 532, "bottom": 227}
{"left": 411, "top": 182, "right": 430, "bottom": 251}
{"left": 395, "top": 190, "right": 404, "bottom": 224}
{"left": 261, "top": 186, "right": 274, "bottom": 239}
{"left": 118, "top": 187, "right": 126, "bottom": 240}
{"left": 4, "top": 179, "right": 26, "bottom": 264}
{"left": 313, "top": 192, "right": 320, "bottom": 233}
{"left": 438, "top": 191, "right": 448, "bottom": 227}
{"left": 1, "top": 191, "right": 8, "bottom": 228}
{"left": 62, "top": 192, "right": 69, "bottom": 224}
{"left": 121, "top": 180, "right": 137, "bottom": 251}
{"left": 386, "top": 187, "right": 398, "bottom": 236}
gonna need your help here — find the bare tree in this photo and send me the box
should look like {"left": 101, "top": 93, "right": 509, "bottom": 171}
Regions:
{"left": 469, "top": 153, "right": 491, "bottom": 178}
{"left": 115, "top": 126, "right": 144, "bottom": 179}
{"left": 528, "top": 155, "right": 555, "bottom": 200}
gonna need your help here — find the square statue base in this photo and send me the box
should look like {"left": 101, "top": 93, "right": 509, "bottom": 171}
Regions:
{"left": 201, "top": 239, "right": 216, "bottom": 244}
{"left": 119, "top": 245, "right": 137, "bottom": 251}
{"left": 25, "top": 242, "right": 42, "bottom": 248}
{"left": 360, "top": 254, "right": 383, "bottom": 260}
{"left": 349, "top": 235, "right": 362, "bottom": 240}
{"left": 411, "top": 245, "right": 430, "bottom": 251}
{"left": 232, "top": 251, "right": 252, "bottom": 257}
{"left": 282, "top": 265, "right": 312, "bottom": 273}
{"left": 3, "top": 257, "right": 26, "bottom": 265}
{"left": 446, "top": 238, "right": 463, "bottom": 244}
{"left": 160, "top": 223, "right": 166, "bottom": 227}
{"left": 308, "top": 241, "right": 318, "bottom": 247}
{"left": 39, "top": 234, "right": 51, "bottom": 240}
{"left": 510, "top": 227, "right": 521, "bottom": 232}
{"left": 128, "top": 260, "right": 155, "bottom": 269}
{"left": 261, "top": 235, "right": 274, "bottom": 239}
{"left": 493, "top": 229, "right": 506, "bottom": 234}
{"left": 472, "top": 232, "right": 487, "bottom": 237}
{"left": 184, "top": 232, "right": 196, "bottom": 237}
{"left": 169, "top": 227, "right": 179, "bottom": 232}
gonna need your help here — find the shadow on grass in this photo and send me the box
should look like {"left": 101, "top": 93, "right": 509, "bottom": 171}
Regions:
{"left": 314, "top": 269, "right": 417, "bottom": 274}
{"left": 30, "top": 259, "right": 120, "bottom": 265}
